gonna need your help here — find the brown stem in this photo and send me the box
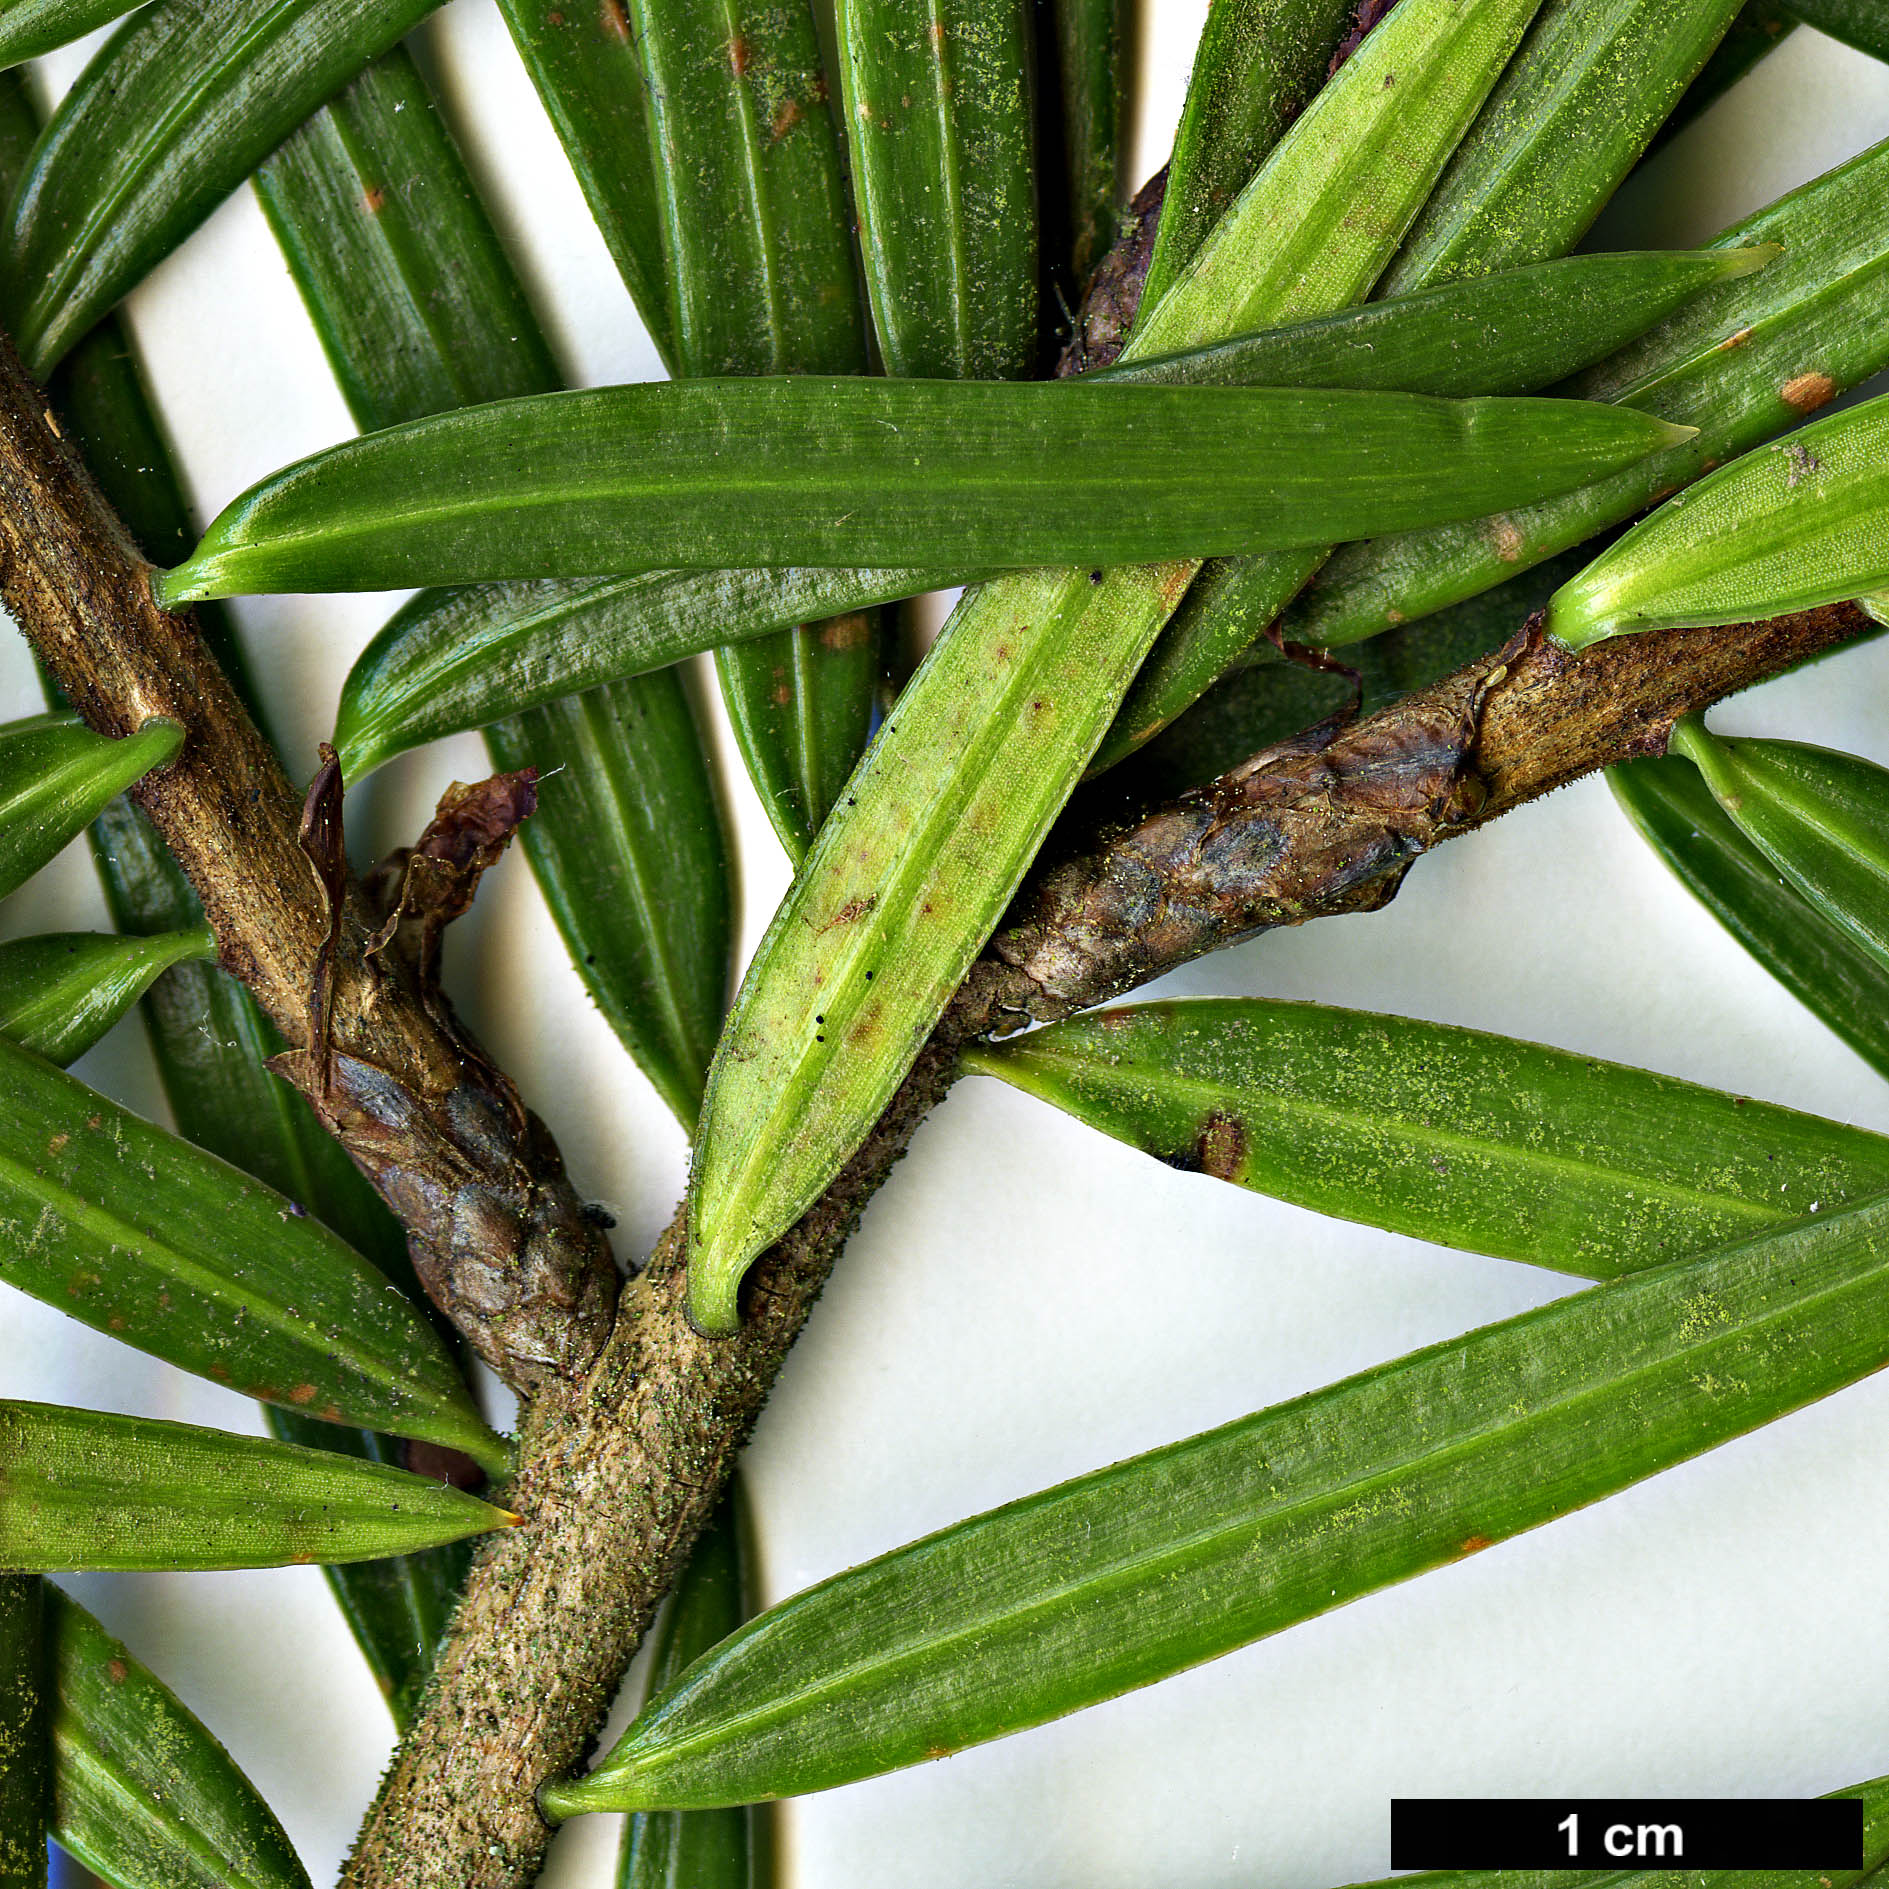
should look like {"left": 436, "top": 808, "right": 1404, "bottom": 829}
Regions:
{"left": 0, "top": 328, "right": 616, "bottom": 1394}
{"left": 1056, "top": 165, "right": 1166, "bottom": 375}
{"left": 339, "top": 1035, "right": 965, "bottom": 1885}
{"left": 985, "top": 605, "right": 1873, "bottom": 1017}
{"left": 344, "top": 597, "right": 1871, "bottom": 1887}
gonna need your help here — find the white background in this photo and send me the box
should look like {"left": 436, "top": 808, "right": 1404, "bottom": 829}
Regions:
{"left": 8, "top": 7, "right": 1889, "bottom": 1886}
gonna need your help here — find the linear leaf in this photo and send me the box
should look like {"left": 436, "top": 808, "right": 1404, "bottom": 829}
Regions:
{"left": 0, "top": 1403, "right": 513, "bottom": 1572}
{"left": 1096, "top": 248, "right": 1774, "bottom": 395}
{"left": 336, "top": 566, "right": 965, "bottom": 782}
{"left": 712, "top": 622, "right": 881, "bottom": 867}
{"left": 1093, "top": 249, "right": 1771, "bottom": 772}
{"left": 173, "top": 837, "right": 486, "bottom": 1719}
{"left": 964, "top": 998, "right": 1889, "bottom": 1277}
{"left": 262, "top": 1434, "right": 470, "bottom": 1737}
{"left": 689, "top": 562, "right": 1201, "bottom": 1327}
{"left": 1137, "top": 0, "right": 1359, "bottom": 316}
{"left": 616, "top": 1489, "right": 757, "bottom": 1889}
{"left": 1127, "top": 2, "right": 1542, "bottom": 364}
{"left": 837, "top": 0, "right": 1038, "bottom": 378}
{"left": 0, "top": 0, "right": 442, "bottom": 377}
{"left": 155, "top": 378, "right": 1680, "bottom": 605}
{"left": 72, "top": 791, "right": 478, "bottom": 1726}
{"left": 1040, "top": 0, "right": 1132, "bottom": 281}
{"left": 549, "top": 1189, "right": 1889, "bottom": 1810}
{"left": 255, "top": 47, "right": 557, "bottom": 419}
{"left": 0, "top": 1033, "right": 505, "bottom": 1471}
{"left": 717, "top": 636, "right": 859, "bottom": 861}
{"left": 1380, "top": 0, "right": 1746, "bottom": 294}
{"left": 1609, "top": 754, "right": 1889, "bottom": 1082}
{"left": 1101, "top": 0, "right": 1754, "bottom": 769}
{"left": 620, "top": 0, "right": 881, "bottom": 854}
{"left": 0, "top": 929, "right": 215, "bottom": 1066}
{"left": 21, "top": 192, "right": 476, "bottom": 1744}
{"left": 831, "top": 0, "right": 1037, "bottom": 873}
{"left": 252, "top": 56, "right": 559, "bottom": 429}
{"left": 0, "top": 1575, "right": 45, "bottom": 1889}
{"left": 1665, "top": 719, "right": 1889, "bottom": 977}
{"left": 684, "top": 0, "right": 1551, "bottom": 1329}
{"left": 258, "top": 47, "right": 737, "bottom": 1129}
{"left": 332, "top": 249, "right": 1736, "bottom": 778}
{"left": 48, "top": 1586, "right": 307, "bottom": 1889}
{"left": 631, "top": 0, "right": 861, "bottom": 380}
{"left": 490, "top": 0, "right": 671, "bottom": 366}
{"left": 0, "top": 0, "right": 141, "bottom": 73}
{"left": 1548, "top": 391, "right": 1889, "bottom": 646}
{"left": 0, "top": 717, "right": 181, "bottom": 904}
{"left": 1284, "top": 130, "right": 1889, "bottom": 648}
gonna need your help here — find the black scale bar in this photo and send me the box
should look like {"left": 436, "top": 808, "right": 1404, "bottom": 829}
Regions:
{"left": 1391, "top": 1797, "right": 1865, "bottom": 1870}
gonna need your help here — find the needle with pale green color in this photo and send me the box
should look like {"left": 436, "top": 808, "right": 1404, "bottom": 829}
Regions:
{"left": 1547, "top": 391, "right": 1889, "bottom": 648}
{"left": 1378, "top": 0, "right": 1745, "bottom": 293}
{"left": 1096, "top": 0, "right": 1755, "bottom": 772}
{"left": 1137, "top": 0, "right": 1361, "bottom": 318}
{"left": 0, "top": 1402, "right": 514, "bottom": 1572}
{"left": 0, "top": 927, "right": 215, "bottom": 1065}
{"left": 1282, "top": 131, "right": 1889, "bottom": 651}
{"left": 48, "top": 1585, "right": 311, "bottom": 1889}
{"left": 683, "top": 0, "right": 1552, "bottom": 1332}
